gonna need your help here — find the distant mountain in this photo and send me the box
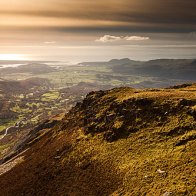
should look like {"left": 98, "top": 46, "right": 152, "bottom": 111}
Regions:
{"left": 0, "top": 83, "right": 195, "bottom": 195}
{"left": 108, "top": 58, "right": 137, "bottom": 65}
{"left": 80, "top": 58, "right": 196, "bottom": 81}
{"left": 79, "top": 58, "right": 139, "bottom": 66}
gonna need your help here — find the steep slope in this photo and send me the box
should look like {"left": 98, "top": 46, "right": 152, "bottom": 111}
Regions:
{"left": 0, "top": 84, "right": 196, "bottom": 195}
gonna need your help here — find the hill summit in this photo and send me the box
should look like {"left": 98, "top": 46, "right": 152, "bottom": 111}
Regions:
{"left": 0, "top": 84, "right": 196, "bottom": 195}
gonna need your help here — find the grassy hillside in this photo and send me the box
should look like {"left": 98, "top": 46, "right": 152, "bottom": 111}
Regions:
{"left": 0, "top": 84, "right": 195, "bottom": 195}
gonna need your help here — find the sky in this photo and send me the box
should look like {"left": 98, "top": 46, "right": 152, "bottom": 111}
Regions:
{"left": 0, "top": 0, "right": 196, "bottom": 62}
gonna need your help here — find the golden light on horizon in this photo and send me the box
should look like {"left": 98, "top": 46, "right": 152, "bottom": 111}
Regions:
{"left": 0, "top": 54, "right": 29, "bottom": 61}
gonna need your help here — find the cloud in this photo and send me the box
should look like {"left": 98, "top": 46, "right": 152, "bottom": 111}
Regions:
{"left": 96, "top": 35, "right": 150, "bottom": 42}
{"left": 188, "top": 32, "right": 196, "bottom": 39}
{"left": 124, "top": 36, "right": 149, "bottom": 41}
{"left": 95, "top": 35, "right": 121, "bottom": 42}
{"left": 44, "top": 41, "right": 56, "bottom": 44}
{"left": 1, "top": 0, "right": 196, "bottom": 34}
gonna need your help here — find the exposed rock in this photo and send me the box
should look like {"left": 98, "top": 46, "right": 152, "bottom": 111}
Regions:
{"left": 163, "top": 191, "right": 172, "bottom": 196}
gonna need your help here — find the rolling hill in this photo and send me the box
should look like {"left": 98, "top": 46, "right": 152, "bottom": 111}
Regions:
{"left": 80, "top": 58, "right": 196, "bottom": 81}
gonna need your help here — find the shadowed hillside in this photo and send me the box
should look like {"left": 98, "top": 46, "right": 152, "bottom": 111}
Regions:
{"left": 0, "top": 84, "right": 195, "bottom": 195}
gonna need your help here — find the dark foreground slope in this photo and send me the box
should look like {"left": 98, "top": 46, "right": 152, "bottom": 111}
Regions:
{"left": 0, "top": 84, "right": 196, "bottom": 195}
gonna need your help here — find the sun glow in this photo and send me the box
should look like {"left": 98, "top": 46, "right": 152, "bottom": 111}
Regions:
{"left": 0, "top": 54, "right": 29, "bottom": 61}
